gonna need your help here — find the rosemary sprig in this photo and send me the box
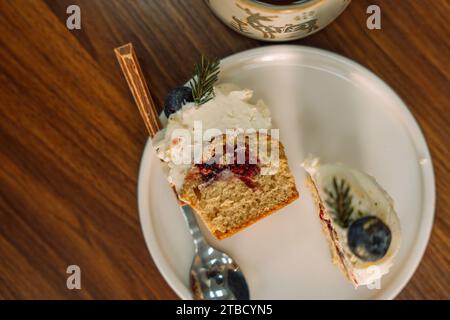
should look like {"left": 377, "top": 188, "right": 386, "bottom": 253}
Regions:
{"left": 324, "top": 177, "right": 354, "bottom": 228}
{"left": 189, "top": 55, "right": 220, "bottom": 105}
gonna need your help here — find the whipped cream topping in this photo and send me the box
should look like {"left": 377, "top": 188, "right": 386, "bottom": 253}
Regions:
{"left": 302, "top": 156, "right": 401, "bottom": 286}
{"left": 153, "top": 84, "right": 272, "bottom": 190}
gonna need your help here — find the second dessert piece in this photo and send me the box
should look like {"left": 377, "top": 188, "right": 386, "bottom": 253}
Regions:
{"left": 302, "top": 156, "right": 401, "bottom": 287}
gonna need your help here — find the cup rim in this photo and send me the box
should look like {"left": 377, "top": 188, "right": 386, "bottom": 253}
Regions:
{"left": 239, "top": 0, "right": 325, "bottom": 13}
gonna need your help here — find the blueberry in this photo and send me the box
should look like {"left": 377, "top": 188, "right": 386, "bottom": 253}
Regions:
{"left": 347, "top": 216, "right": 391, "bottom": 262}
{"left": 164, "top": 86, "right": 193, "bottom": 117}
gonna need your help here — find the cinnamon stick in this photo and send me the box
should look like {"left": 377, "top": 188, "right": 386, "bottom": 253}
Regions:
{"left": 114, "top": 43, "right": 161, "bottom": 138}
{"left": 115, "top": 43, "right": 187, "bottom": 206}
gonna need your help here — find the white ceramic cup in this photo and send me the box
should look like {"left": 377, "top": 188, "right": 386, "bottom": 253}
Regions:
{"left": 206, "top": 0, "right": 351, "bottom": 41}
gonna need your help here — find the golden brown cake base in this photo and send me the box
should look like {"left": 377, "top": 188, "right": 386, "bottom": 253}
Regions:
{"left": 179, "top": 136, "right": 299, "bottom": 240}
{"left": 212, "top": 192, "right": 299, "bottom": 239}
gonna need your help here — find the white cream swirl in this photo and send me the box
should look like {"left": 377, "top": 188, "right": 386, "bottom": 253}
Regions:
{"left": 153, "top": 84, "right": 272, "bottom": 190}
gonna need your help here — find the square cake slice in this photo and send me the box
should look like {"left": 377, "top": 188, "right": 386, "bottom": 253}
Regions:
{"left": 178, "top": 133, "right": 299, "bottom": 239}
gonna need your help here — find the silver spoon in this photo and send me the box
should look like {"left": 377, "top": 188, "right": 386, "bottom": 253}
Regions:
{"left": 181, "top": 205, "right": 250, "bottom": 300}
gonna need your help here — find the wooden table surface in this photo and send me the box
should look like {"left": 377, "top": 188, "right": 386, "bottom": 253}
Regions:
{"left": 0, "top": 0, "right": 448, "bottom": 300}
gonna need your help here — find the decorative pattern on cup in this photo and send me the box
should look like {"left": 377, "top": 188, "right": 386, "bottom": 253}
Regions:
{"left": 230, "top": 3, "right": 319, "bottom": 40}
{"left": 206, "top": 0, "right": 351, "bottom": 42}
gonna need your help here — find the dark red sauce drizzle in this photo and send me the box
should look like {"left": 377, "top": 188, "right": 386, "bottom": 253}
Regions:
{"left": 195, "top": 143, "right": 260, "bottom": 188}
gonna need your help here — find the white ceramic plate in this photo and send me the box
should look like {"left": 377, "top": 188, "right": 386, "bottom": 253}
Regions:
{"left": 138, "top": 46, "right": 435, "bottom": 299}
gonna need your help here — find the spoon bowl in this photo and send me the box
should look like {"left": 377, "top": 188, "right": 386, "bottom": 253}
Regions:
{"left": 190, "top": 246, "right": 249, "bottom": 300}
{"left": 181, "top": 205, "right": 250, "bottom": 300}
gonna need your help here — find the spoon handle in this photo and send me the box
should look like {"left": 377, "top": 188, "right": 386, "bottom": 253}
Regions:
{"left": 181, "top": 205, "right": 207, "bottom": 251}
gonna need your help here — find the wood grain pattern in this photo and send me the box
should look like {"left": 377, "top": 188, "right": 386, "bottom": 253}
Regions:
{"left": 0, "top": 0, "right": 448, "bottom": 299}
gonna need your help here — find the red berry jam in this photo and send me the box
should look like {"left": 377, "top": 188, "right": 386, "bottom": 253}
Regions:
{"left": 196, "top": 142, "right": 260, "bottom": 188}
